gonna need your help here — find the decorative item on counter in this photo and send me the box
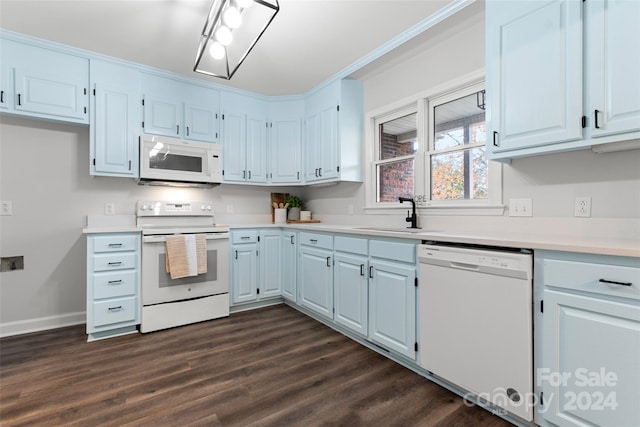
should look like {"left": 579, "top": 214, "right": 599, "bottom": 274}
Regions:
{"left": 285, "top": 195, "right": 303, "bottom": 221}
{"left": 274, "top": 208, "right": 287, "bottom": 224}
{"left": 270, "top": 192, "right": 289, "bottom": 223}
{"left": 300, "top": 210, "right": 311, "bottom": 221}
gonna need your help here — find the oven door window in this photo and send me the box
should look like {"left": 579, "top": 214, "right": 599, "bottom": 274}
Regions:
{"left": 159, "top": 249, "right": 218, "bottom": 287}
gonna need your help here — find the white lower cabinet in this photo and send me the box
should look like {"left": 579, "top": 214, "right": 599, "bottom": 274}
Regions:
{"left": 537, "top": 252, "right": 640, "bottom": 427}
{"left": 281, "top": 230, "right": 297, "bottom": 302}
{"left": 303, "top": 234, "right": 417, "bottom": 360}
{"left": 334, "top": 236, "right": 368, "bottom": 337}
{"left": 298, "top": 232, "right": 334, "bottom": 319}
{"left": 230, "top": 231, "right": 258, "bottom": 304}
{"left": 368, "top": 258, "right": 416, "bottom": 359}
{"left": 259, "top": 229, "right": 282, "bottom": 299}
{"left": 86, "top": 232, "right": 140, "bottom": 341}
{"left": 230, "top": 229, "right": 282, "bottom": 306}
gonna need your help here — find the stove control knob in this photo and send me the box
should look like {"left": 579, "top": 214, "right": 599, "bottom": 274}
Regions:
{"left": 207, "top": 205, "right": 212, "bottom": 211}
{"left": 201, "top": 204, "right": 206, "bottom": 211}
{"left": 140, "top": 204, "right": 147, "bottom": 211}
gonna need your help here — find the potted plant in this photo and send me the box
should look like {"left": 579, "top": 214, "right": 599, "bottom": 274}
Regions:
{"left": 285, "top": 195, "right": 303, "bottom": 221}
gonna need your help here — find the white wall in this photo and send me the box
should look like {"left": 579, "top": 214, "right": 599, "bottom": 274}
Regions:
{"left": 0, "top": 115, "right": 297, "bottom": 332}
{"left": 304, "top": 2, "right": 640, "bottom": 238}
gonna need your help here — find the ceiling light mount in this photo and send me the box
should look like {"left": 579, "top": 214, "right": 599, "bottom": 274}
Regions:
{"left": 194, "top": 0, "right": 279, "bottom": 80}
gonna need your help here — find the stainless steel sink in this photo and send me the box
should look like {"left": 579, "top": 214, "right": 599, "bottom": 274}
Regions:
{"left": 355, "top": 226, "right": 425, "bottom": 233}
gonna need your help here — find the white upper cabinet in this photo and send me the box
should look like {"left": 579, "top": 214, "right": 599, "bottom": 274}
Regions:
{"left": 90, "top": 60, "right": 140, "bottom": 177}
{"left": 486, "top": 0, "right": 583, "bottom": 157}
{"left": 1, "top": 37, "right": 89, "bottom": 124}
{"left": 486, "top": 0, "right": 640, "bottom": 160}
{"left": 268, "top": 99, "right": 303, "bottom": 184}
{"left": 221, "top": 92, "right": 268, "bottom": 183}
{"left": 141, "top": 73, "right": 219, "bottom": 143}
{"left": 585, "top": 0, "right": 640, "bottom": 141}
{"left": 304, "top": 78, "right": 364, "bottom": 184}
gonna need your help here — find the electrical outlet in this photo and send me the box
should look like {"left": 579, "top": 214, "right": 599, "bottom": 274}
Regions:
{"left": 0, "top": 200, "right": 12, "bottom": 216}
{"left": 575, "top": 197, "right": 591, "bottom": 217}
{"left": 104, "top": 203, "right": 115, "bottom": 215}
{"left": 508, "top": 198, "right": 532, "bottom": 217}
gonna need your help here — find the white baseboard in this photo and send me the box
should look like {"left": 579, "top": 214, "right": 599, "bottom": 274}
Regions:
{"left": 0, "top": 312, "right": 86, "bottom": 338}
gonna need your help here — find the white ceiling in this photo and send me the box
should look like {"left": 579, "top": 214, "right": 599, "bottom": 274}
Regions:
{"left": 0, "top": 0, "right": 472, "bottom": 96}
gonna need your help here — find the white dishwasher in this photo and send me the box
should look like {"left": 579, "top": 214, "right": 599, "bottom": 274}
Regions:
{"left": 418, "top": 243, "right": 533, "bottom": 422}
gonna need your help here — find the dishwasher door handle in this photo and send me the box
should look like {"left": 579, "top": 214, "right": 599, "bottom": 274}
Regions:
{"left": 449, "top": 261, "right": 480, "bottom": 271}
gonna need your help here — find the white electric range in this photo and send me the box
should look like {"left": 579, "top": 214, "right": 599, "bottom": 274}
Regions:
{"left": 136, "top": 200, "right": 229, "bottom": 333}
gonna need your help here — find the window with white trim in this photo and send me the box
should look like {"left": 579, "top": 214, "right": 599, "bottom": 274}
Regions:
{"left": 367, "top": 78, "right": 503, "bottom": 214}
{"left": 373, "top": 106, "right": 418, "bottom": 203}
{"left": 428, "top": 85, "right": 488, "bottom": 202}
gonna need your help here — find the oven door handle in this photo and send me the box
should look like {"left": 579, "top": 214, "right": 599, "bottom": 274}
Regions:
{"left": 142, "top": 233, "right": 229, "bottom": 243}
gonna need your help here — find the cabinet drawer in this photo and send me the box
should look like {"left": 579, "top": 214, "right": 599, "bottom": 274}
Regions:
{"left": 231, "top": 230, "right": 258, "bottom": 244}
{"left": 544, "top": 259, "right": 640, "bottom": 301}
{"left": 92, "top": 252, "right": 137, "bottom": 272}
{"left": 335, "top": 236, "right": 368, "bottom": 255}
{"left": 92, "top": 234, "right": 138, "bottom": 253}
{"left": 369, "top": 239, "right": 416, "bottom": 263}
{"left": 299, "top": 232, "right": 333, "bottom": 250}
{"left": 93, "top": 270, "right": 137, "bottom": 299}
{"left": 92, "top": 296, "right": 136, "bottom": 327}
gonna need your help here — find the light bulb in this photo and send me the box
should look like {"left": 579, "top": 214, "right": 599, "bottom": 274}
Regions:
{"left": 223, "top": 6, "right": 242, "bottom": 29}
{"left": 209, "top": 41, "right": 225, "bottom": 59}
{"left": 215, "top": 26, "right": 232, "bottom": 46}
{"left": 236, "top": 0, "right": 252, "bottom": 9}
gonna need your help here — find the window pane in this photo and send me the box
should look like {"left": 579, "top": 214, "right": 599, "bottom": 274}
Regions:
{"left": 377, "top": 159, "right": 415, "bottom": 203}
{"left": 431, "top": 147, "right": 487, "bottom": 200}
{"left": 379, "top": 112, "right": 417, "bottom": 160}
{"left": 434, "top": 91, "right": 486, "bottom": 151}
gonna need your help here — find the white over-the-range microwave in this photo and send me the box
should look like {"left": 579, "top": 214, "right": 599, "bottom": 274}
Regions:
{"left": 138, "top": 134, "right": 223, "bottom": 187}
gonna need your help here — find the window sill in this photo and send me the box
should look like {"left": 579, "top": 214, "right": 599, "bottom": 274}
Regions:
{"left": 364, "top": 203, "right": 506, "bottom": 216}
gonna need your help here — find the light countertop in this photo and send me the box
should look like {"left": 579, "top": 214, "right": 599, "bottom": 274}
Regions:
{"left": 82, "top": 221, "right": 640, "bottom": 258}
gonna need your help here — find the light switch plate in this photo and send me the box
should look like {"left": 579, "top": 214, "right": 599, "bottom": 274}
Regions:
{"left": 509, "top": 198, "right": 532, "bottom": 217}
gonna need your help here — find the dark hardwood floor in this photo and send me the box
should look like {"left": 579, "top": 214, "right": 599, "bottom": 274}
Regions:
{"left": 1, "top": 304, "right": 512, "bottom": 426}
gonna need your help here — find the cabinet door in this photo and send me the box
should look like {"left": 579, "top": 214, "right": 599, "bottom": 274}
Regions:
{"left": 12, "top": 41, "right": 88, "bottom": 123}
{"left": 298, "top": 246, "right": 333, "bottom": 319}
{"left": 304, "top": 112, "right": 322, "bottom": 181}
{"left": 304, "top": 106, "right": 338, "bottom": 182}
{"left": 368, "top": 259, "right": 416, "bottom": 359}
{"left": 0, "top": 39, "right": 11, "bottom": 110}
{"left": 486, "top": 0, "right": 582, "bottom": 156}
{"left": 221, "top": 109, "right": 247, "bottom": 182}
{"left": 246, "top": 115, "right": 268, "bottom": 183}
{"left": 318, "top": 105, "right": 339, "bottom": 180}
{"left": 91, "top": 60, "right": 139, "bottom": 177}
{"left": 143, "top": 95, "right": 181, "bottom": 137}
{"left": 259, "top": 230, "right": 281, "bottom": 299}
{"left": 270, "top": 118, "right": 301, "bottom": 183}
{"left": 585, "top": 0, "right": 640, "bottom": 140}
{"left": 231, "top": 243, "right": 258, "bottom": 304}
{"left": 281, "top": 232, "right": 297, "bottom": 302}
{"left": 542, "top": 290, "right": 640, "bottom": 427}
{"left": 334, "top": 252, "right": 368, "bottom": 337}
{"left": 184, "top": 102, "right": 218, "bottom": 143}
